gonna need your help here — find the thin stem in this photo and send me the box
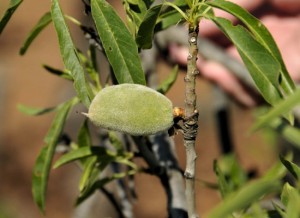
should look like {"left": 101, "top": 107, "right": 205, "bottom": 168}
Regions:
{"left": 183, "top": 23, "right": 199, "bottom": 218}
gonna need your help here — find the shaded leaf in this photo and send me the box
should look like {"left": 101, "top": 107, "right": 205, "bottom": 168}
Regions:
{"left": 0, "top": 0, "right": 23, "bottom": 34}
{"left": 51, "top": 0, "right": 91, "bottom": 107}
{"left": 207, "top": 0, "right": 295, "bottom": 96}
{"left": 280, "top": 156, "right": 300, "bottom": 181}
{"left": 252, "top": 89, "right": 300, "bottom": 131}
{"left": 136, "top": 4, "right": 162, "bottom": 49}
{"left": 212, "top": 17, "right": 282, "bottom": 106}
{"left": 206, "top": 179, "right": 281, "bottom": 218}
{"left": 32, "top": 97, "right": 78, "bottom": 213}
{"left": 91, "top": 0, "right": 146, "bottom": 85}
{"left": 77, "top": 119, "right": 91, "bottom": 148}
{"left": 18, "top": 104, "right": 56, "bottom": 116}
{"left": 157, "top": 65, "right": 179, "bottom": 94}
{"left": 19, "top": 12, "right": 52, "bottom": 55}
{"left": 43, "top": 64, "right": 73, "bottom": 81}
{"left": 76, "top": 170, "right": 136, "bottom": 205}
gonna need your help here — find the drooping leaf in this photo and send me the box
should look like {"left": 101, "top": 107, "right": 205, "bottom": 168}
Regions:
{"left": 43, "top": 64, "right": 73, "bottom": 81}
{"left": 51, "top": 0, "right": 91, "bottom": 107}
{"left": 18, "top": 104, "right": 56, "bottom": 116}
{"left": 32, "top": 97, "right": 78, "bottom": 213}
{"left": 206, "top": 179, "right": 280, "bottom": 218}
{"left": 212, "top": 17, "right": 282, "bottom": 106}
{"left": 19, "top": 12, "right": 52, "bottom": 55}
{"left": 251, "top": 89, "right": 300, "bottom": 131}
{"left": 157, "top": 65, "right": 179, "bottom": 94}
{"left": 207, "top": 0, "right": 296, "bottom": 96}
{"left": 280, "top": 156, "right": 300, "bottom": 181}
{"left": 91, "top": 0, "right": 146, "bottom": 85}
{"left": 136, "top": 4, "right": 162, "bottom": 49}
{"left": 0, "top": 0, "right": 23, "bottom": 34}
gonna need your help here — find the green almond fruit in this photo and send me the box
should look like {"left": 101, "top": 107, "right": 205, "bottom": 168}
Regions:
{"left": 84, "top": 84, "right": 174, "bottom": 136}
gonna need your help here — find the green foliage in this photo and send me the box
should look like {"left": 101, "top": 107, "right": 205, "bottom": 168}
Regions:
{"left": 19, "top": 12, "right": 52, "bottom": 55}
{"left": 51, "top": 0, "right": 92, "bottom": 108}
{"left": 17, "top": 104, "right": 56, "bottom": 116}
{"left": 212, "top": 17, "right": 282, "bottom": 106}
{"left": 32, "top": 97, "right": 78, "bottom": 213}
{"left": 91, "top": 0, "right": 146, "bottom": 85}
{"left": 207, "top": 0, "right": 295, "bottom": 96}
{"left": 0, "top": 0, "right": 22, "bottom": 34}
{"left": 2, "top": 0, "right": 300, "bottom": 216}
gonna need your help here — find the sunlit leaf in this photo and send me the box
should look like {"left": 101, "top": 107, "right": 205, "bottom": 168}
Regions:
{"left": 91, "top": 0, "right": 146, "bottom": 85}
{"left": 0, "top": 0, "right": 23, "bottom": 34}
{"left": 207, "top": 0, "right": 296, "bottom": 96}
{"left": 51, "top": 0, "right": 91, "bottom": 107}
{"left": 32, "top": 97, "right": 78, "bottom": 213}
{"left": 19, "top": 12, "right": 52, "bottom": 55}
{"left": 212, "top": 17, "right": 282, "bottom": 106}
{"left": 281, "top": 183, "right": 300, "bottom": 218}
{"left": 252, "top": 89, "right": 300, "bottom": 131}
{"left": 206, "top": 179, "right": 280, "bottom": 218}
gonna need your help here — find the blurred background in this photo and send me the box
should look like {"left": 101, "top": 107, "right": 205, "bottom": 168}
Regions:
{"left": 0, "top": 0, "right": 277, "bottom": 217}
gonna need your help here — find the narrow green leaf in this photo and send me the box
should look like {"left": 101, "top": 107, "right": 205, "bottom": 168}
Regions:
{"left": 19, "top": 12, "right": 52, "bottom": 55}
{"left": 262, "top": 153, "right": 292, "bottom": 181}
{"left": 76, "top": 177, "right": 113, "bottom": 205}
{"left": 18, "top": 104, "right": 56, "bottom": 116}
{"left": 77, "top": 119, "right": 91, "bottom": 148}
{"left": 43, "top": 64, "right": 73, "bottom": 81}
{"left": 281, "top": 182, "right": 300, "bottom": 218}
{"left": 0, "top": 0, "right": 23, "bottom": 34}
{"left": 32, "top": 97, "right": 78, "bottom": 213}
{"left": 207, "top": 0, "right": 296, "bottom": 96}
{"left": 212, "top": 17, "right": 282, "bottom": 106}
{"left": 282, "top": 183, "right": 300, "bottom": 218}
{"left": 91, "top": 0, "right": 146, "bottom": 85}
{"left": 252, "top": 89, "right": 300, "bottom": 131}
{"left": 280, "top": 156, "right": 300, "bottom": 181}
{"left": 53, "top": 146, "right": 107, "bottom": 169}
{"left": 269, "top": 119, "right": 300, "bottom": 149}
{"left": 51, "top": 0, "right": 91, "bottom": 107}
{"left": 213, "top": 160, "right": 230, "bottom": 198}
{"left": 157, "top": 65, "right": 179, "bottom": 94}
{"left": 136, "top": 4, "right": 162, "bottom": 49}
{"left": 79, "top": 156, "right": 98, "bottom": 191}
{"left": 206, "top": 179, "right": 281, "bottom": 218}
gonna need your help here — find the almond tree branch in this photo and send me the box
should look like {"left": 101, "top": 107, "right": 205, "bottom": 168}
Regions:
{"left": 183, "top": 25, "right": 199, "bottom": 218}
